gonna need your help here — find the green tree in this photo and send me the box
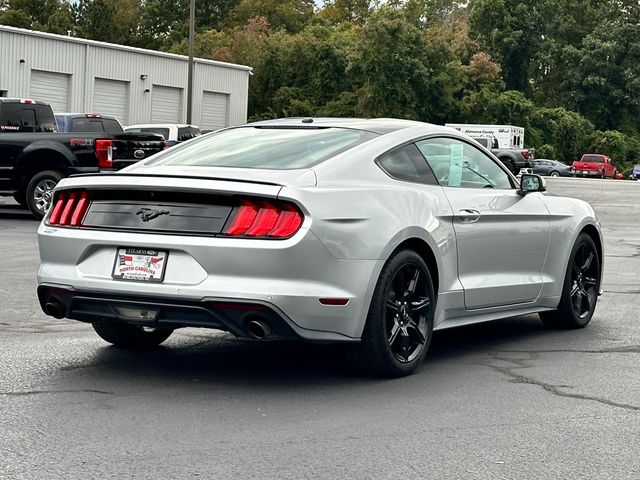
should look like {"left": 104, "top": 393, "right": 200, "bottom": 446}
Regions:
{"left": 74, "top": 0, "right": 141, "bottom": 44}
{"left": 226, "top": 0, "right": 314, "bottom": 33}
{"left": 0, "top": 0, "right": 73, "bottom": 34}
{"left": 316, "top": 0, "right": 372, "bottom": 25}
{"left": 349, "top": 10, "right": 432, "bottom": 119}
{"left": 529, "top": 107, "right": 594, "bottom": 162}
{"left": 468, "top": 0, "right": 546, "bottom": 92}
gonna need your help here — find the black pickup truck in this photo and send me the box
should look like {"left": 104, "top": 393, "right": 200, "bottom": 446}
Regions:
{"left": 0, "top": 98, "right": 165, "bottom": 218}
{"left": 471, "top": 137, "right": 534, "bottom": 173}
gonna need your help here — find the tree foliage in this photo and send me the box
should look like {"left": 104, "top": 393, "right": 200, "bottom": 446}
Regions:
{"left": 2, "top": 0, "right": 639, "bottom": 170}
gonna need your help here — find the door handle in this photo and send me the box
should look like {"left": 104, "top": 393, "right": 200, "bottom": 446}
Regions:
{"left": 457, "top": 209, "right": 481, "bottom": 223}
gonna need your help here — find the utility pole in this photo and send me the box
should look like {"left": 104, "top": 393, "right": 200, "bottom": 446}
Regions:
{"left": 186, "top": 0, "right": 195, "bottom": 124}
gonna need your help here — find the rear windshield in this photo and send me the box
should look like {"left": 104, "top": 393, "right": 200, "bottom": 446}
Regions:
{"left": 127, "top": 127, "right": 171, "bottom": 140}
{"left": 582, "top": 155, "right": 604, "bottom": 163}
{"left": 0, "top": 103, "right": 57, "bottom": 132}
{"left": 149, "top": 127, "right": 377, "bottom": 169}
{"left": 68, "top": 117, "right": 123, "bottom": 133}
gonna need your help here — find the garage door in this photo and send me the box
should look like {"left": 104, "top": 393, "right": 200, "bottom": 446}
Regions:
{"left": 30, "top": 70, "right": 70, "bottom": 113}
{"left": 152, "top": 85, "right": 183, "bottom": 123}
{"left": 201, "top": 91, "right": 229, "bottom": 131}
{"left": 93, "top": 78, "right": 129, "bottom": 125}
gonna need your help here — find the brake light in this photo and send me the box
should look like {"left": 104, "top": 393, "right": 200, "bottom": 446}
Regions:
{"left": 20, "top": 98, "right": 34, "bottom": 104}
{"left": 46, "top": 191, "right": 90, "bottom": 227}
{"left": 96, "top": 139, "right": 113, "bottom": 168}
{"left": 223, "top": 200, "right": 303, "bottom": 238}
{"left": 521, "top": 150, "right": 530, "bottom": 160}
{"left": 85, "top": 113, "right": 101, "bottom": 118}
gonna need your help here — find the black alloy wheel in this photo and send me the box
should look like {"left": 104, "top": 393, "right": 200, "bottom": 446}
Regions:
{"left": 540, "top": 233, "right": 600, "bottom": 329}
{"left": 361, "top": 250, "right": 435, "bottom": 377}
{"left": 569, "top": 241, "right": 599, "bottom": 319}
{"left": 385, "top": 264, "right": 432, "bottom": 363}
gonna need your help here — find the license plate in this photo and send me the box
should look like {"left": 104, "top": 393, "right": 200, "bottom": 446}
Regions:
{"left": 112, "top": 247, "right": 168, "bottom": 282}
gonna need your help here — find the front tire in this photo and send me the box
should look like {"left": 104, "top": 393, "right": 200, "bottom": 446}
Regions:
{"left": 26, "top": 170, "right": 63, "bottom": 219}
{"left": 540, "top": 233, "right": 600, "bottom": 329}
{"left": 550, "top": 171, "right": 560, "bottom": 177}
{"left": 92, "top": 321, "right": 173, "bottom": 348}
{"left": 361, "top": 250, "right": 435, "bottom": 377}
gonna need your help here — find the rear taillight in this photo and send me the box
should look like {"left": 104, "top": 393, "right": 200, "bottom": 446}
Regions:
{"left": 96, "top": 139, "right": 113, "bottom": 168}
{"left": 47, "top": 191, "right": 90, "bottom": 227}
{"left": 223, "top": 200, "right": 303, "bottom": 238}
{"left": 520, "top": 150, "right": 530, "bottom": 160}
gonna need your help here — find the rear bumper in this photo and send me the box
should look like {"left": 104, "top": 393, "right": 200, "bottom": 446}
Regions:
{"left": 37, "top": 285, "right": 304, "bottom": 340}
{"left": 575, "top": 169, "right": 601, "bottom": 177}
{"left": 37, "top": 223, "right": 383, "bottom": 341}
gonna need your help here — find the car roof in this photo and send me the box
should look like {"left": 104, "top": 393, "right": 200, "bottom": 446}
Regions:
{"left": 0, "top": 98, "right": 50, "bottom": 105}
{"left": 246, "top": 117, "right": 439, "bottom": 135}
{"left": 56, "top": 113, "right": 119, "bottom": 120}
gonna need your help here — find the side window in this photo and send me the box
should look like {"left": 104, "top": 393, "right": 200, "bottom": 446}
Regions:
{"left": 416, "top": 137, "right": 513, "bottom": 189}
{"left": 376, "top": 144, "right": 437, "bottom": 184}
{"left": 33, "top": 105, "right": 57, "bottom": 132}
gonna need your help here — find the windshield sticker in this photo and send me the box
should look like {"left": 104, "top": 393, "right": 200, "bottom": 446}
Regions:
{"left": 449, "top": 144, "right": 464, "bottom": 187}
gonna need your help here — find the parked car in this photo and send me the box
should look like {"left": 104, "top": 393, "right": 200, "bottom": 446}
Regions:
{"left": 629, "top": 165, "right": 640, "bottom": 180}
{"left": 532, "top": 159, "right": 575, "bottom": 177}
{"left": 572, "top": 153, "right": 618, "bottom": 178}
{"left": 124, "top": 124, "right": 201, "bottom": 147}
{"left": 37, "top": 117, "right": 603, "bottom": 377}
{"left": 0, "top": 99, "right": 154, "bottom": 217}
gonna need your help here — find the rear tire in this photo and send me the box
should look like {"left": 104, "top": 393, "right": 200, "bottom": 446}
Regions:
{"left": 550, "top": 171, "right": 560, "bottom": 177}
{"left": 26, "top": 170, "right": 63, "bottom": 219}
{"left": 360, "top": 250, "right": 435, "bottom": 377}
{"left": 540, "top": 233, "right": 600, "bottom": 329}
{"left": 92, "top": 321, "right": 173, "bottom": 348}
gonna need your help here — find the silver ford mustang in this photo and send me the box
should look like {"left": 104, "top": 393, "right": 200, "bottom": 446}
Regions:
{"left": 37, "top": 118, "right": 603, "bottom": 376}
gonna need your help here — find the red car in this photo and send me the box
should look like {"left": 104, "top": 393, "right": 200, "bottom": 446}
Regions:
{"left": 572, "top": 154, "right": 617, "bottom": 178}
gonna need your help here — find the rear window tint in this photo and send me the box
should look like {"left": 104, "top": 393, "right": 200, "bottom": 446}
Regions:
{"left": 71, "top": 118, "right": 105, "bottom": 132}
{"left": 0, "top": 103, "right": 57, "bottom": 132}
{"left": 582, "top": 155, "right": 605, "bottom": 163}
{"left": 150, "top": 127, "right": 377, "bottom": 169}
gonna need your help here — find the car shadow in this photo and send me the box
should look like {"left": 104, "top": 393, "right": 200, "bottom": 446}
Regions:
{"left": 0, "top": 202, "right": 35, "bottom": 220}
{"left": 61, "top": 314, "right": 562, "bottom": 389}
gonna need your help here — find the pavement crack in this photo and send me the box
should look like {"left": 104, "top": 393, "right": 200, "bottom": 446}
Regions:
{"left": 0, "top": 389, "right": 113, "bottom": 397}
{"left": 484, "top": 356, "right": 640, "bottom": 412}
{"left": 495, "top": 346, "right": 640, "bottom": 354}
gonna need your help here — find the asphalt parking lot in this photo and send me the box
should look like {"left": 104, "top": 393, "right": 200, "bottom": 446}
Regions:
{"left": 1, "top": 178, "right": 639, "bottom": 479}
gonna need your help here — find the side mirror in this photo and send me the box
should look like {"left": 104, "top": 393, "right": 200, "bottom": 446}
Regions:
{"left": 518, "top": 174, "right": 546, "bottom": 196}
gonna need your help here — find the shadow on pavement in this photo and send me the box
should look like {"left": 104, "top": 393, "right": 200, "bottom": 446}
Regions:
{"left": 58, "top": 314, "right": 560, "bottom": 388}
{"left": 0, "top": 202, "right": 35, "bottom": 220}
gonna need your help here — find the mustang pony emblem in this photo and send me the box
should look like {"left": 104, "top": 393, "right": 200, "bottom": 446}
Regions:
{"left": 136, "top": 208, "right": 169, "bottom": 222}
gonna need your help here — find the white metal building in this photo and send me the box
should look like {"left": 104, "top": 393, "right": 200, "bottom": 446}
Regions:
{"left": 0, "top": 25, "right": 251, "bottom": 130}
